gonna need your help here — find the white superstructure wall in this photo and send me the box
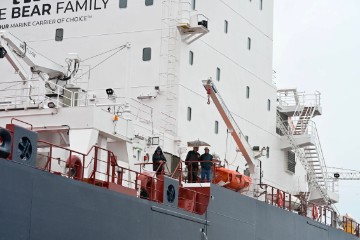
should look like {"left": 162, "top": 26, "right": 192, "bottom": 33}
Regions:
{"left": 0, "top": 0, "right": 308, "bottom": 193}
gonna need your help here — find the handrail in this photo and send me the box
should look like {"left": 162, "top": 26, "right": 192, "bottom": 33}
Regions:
{"left": 276, "top": 112, "right": 330, "bottom": 204}
{"left": 257, "top": 184, "right": 338, "bottom": 227}
{"left": 343, "top": 216, "right": 360, "bottom": 237}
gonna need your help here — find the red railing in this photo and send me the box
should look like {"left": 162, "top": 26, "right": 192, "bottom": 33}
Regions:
{"left": 172, "top": 159, "right": 223, "bottom": 184}
{"left": 36, "top": 141, "right": 211, "bottom": 215}
{"left": 258, "top": 184, "right": 340, "bottom": 228}
{"left": 258, "top": 184, "right": 293, "bottom": 211}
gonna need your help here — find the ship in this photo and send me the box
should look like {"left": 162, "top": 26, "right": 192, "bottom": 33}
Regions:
{"left": 0, "top": 0, "right": 359, "bottom": 239}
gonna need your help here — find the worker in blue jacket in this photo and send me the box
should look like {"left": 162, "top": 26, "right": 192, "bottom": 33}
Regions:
{"left": 200, "top": 147, "right": 213, "bottom": 182}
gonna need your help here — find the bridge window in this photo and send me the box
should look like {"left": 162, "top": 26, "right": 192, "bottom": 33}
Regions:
{"left": 55, "top": 28, "right": 64, "bottom": 41}
{"left": 267, "top": 99, "right": 271, "bottom": 111}
{"left": 142, "top": 47, "right": 151, "bottom": 61}
{"left": 216, "top": 67, "right": 221, "bottom": 81}
{"left": 119, "top": 0, "right": 127, "bottom": 8}
{"left": 187, "top": 107, "right": 192, "bottom": 121}
{"left": 215, "top": 121, "right": 219, "bottom": 134}
{"left": 247, "top": 37, "right": 251, "bottom": 50}
{"left": 145, "top": 0, "right": 153, "bottom": 6}
{"left": 189, "top": 51, "right": 194, "bottom": 65}
{"left": 224, "top": 20, "right": 228, "bottom": 33}
{"left": 246, "top": 86, "right": 250, "bottom": 99}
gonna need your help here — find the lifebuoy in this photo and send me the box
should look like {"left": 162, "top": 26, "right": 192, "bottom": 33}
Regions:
{"left": 0, "top": 128, "right": 12, "bottom": 159}
{"left": 312, "top": 205, "right": 319, "bottom": 220}
{"left": 66, "top": 155, "right": 83, "bottom": 180}
{"left": 276, "top": 190, "right": 284, "bottom": 207}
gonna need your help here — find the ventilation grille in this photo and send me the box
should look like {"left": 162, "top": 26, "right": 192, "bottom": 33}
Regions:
{"left": 287, "top": 151, "right": 296, "bottom": 173}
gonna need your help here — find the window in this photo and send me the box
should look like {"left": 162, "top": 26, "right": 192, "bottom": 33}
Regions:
{"left": 247, "top": 37, "right": 251, "bottom": 50}
{"left": 267, "top": 99, "right": 271, "bottom": 111}
{"left": 119, "top": 0, "right": 127, "bottom": 8}
{"left": 224, "top": 20, "right": 228, "bottom": 33}
{"left": 55, "top": 28, "right": 63, "bottom": 41}
{"left": 216, "top": 67, "right": 221, "bottom": 81}
{"left": 215, "top": 121, "right": 219, "bottom": 134}
{"left": 266, "top": 147, "right": 270, "bottom": 158}
{"left": 142, "top": 47, "right": 151, "bottom": 61}
{"left": 260, "top": 0, "right": 263, "bottom": 10}
{"left": 245, "top": 135, "right": 249, "bottom": 142}
{"left": 287, "top": 151, "right": 296, "bottom": 173}
{"left": 246, "top": 86, "right": 250, "bottom": 99}
{"left": 145, "top": 0, "right": 153, "bottom": 6}
{"left": 187, "top": 107, "right": 192, "bottom": 121}
{"left": 189, "top": 51, "right": 194, "bottom": 65}
{"left": 191, "top": 0, "right": 196, "bottom": 10}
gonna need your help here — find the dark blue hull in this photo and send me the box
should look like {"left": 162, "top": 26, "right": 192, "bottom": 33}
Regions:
{"left": 0, "top": 159, "right": 356, "bottom": 240}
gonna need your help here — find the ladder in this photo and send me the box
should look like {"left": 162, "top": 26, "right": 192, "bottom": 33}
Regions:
{"left": 159, "top": 0, "right": 179, "bottom": 135}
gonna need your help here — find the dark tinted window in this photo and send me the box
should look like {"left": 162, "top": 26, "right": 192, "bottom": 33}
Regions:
{"left": 143, "top": 47, "right": 151, "bottom": 61}
{"left": 55, "top": 28, "right": 63, "bottom": 41}
{"left": 119, "top": 0, "right": 127, "bottom": 8}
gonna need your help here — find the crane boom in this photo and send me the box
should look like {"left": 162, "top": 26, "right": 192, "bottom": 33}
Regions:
{"left": 326, "top": 172, "right": 360, "bottom": 180}
{"left": 202, "top": 79, "right": 256, "bottom": 174}
{"left": 0, "top": 31, "right": 66, "bottom": 80}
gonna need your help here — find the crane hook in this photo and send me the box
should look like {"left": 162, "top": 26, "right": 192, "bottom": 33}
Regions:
{"left": 207, "top": 87, "right": 211, "bottom": 105}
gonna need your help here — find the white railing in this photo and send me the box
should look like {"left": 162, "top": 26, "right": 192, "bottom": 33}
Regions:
{"left": 276, "top": 112, "right": 330, "bottom": 203}
{"left": 278, "top": 118, "right": 330, "bottom": 190}
{"left": 303, "top": 121, "right": 330, "bottom": 190}
{"left": 277, "top": 90, "right": 321, "bottom": 109}
{"left": 0, "top": 81, "right": 177, "bottom": 134}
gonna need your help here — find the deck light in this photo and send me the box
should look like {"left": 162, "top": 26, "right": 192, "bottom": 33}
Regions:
{"left": 47, "top": 102, "right": 56, "bottom": 108}
{"left": 0, "top": 47, "right": 7, "bottom": 58}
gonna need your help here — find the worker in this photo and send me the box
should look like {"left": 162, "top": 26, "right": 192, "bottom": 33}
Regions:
{"left": 200, "top": 147, "right": 213, "bottom": 182}
{"left": 185, "top": 147, "right": 200, "bottom": 183}
{"left": 152, "top": 146, "right": 166, "bottom": 176}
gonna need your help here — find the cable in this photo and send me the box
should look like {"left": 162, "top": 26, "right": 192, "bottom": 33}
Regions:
{"left": 78, "top": 45, "right": 127, "bottom": 79}
{"left": 82, "top": 45, "right": 127, "bottom": 62}
{"left": 327, "top": 167, "right": 359, "bottom": 172}
{"left": 224, "top": 129, "right": 229, "bottom": 167}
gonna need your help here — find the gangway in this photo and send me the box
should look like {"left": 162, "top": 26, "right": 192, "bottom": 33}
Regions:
{"left": 202, "top": 79, "right": 256, "bottom": 174}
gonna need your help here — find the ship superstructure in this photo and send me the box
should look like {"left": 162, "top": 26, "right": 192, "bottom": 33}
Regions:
{"left": 0, "top": 0, "right": 359, "bottom": 239}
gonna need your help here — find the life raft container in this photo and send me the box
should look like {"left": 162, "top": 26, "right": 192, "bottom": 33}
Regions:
{"left": 214, "top": 167, "right": 252, "bottom": 192}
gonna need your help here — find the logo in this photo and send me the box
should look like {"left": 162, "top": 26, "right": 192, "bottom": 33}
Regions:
{"left": 167, "top": 184, "right": 176, "bottom": 203}
{"left": 13, "top": 0, "right": 40, "bottom": 5}
{"left": 18, "top": 136, "right": 32, "bottom": 161}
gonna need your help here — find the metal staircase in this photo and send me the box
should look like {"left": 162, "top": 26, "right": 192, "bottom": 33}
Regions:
{"left": 276, "top": 112, "right": 330, "bottom": 205}
{"left": 293, "top": 106, "right": 316, "bottom": 135}
{"left": 302, "top": 122, "right": 329, "bottom": 191}
{"left": 277, "top": 89, "right": 337, "bottom": 205}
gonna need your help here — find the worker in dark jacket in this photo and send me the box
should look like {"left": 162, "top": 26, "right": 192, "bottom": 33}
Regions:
{"left": 185, "top": 147, "right": 200, "bottom": 183}
{"left": 152, "top": 146, "right": 166, "bottom": 176}
{"left": 200, "top": 147, "right": 213, "bottom": 182}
